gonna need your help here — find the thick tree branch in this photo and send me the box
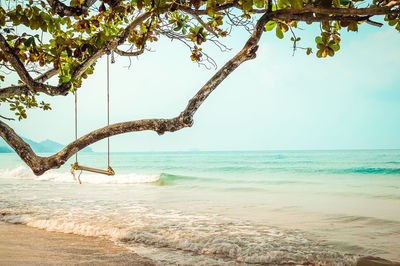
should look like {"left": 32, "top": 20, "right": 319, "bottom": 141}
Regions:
{"left": 182, "top": 4, "right": 400, "bottom": 18}
{"left": 259, "top": 5, "right": 399, "bottom": 16}
{"left": 47, "top": 0, "right": 97, "bottom": 17}
{"left": 0, "top": 12, "right": 272, "bottom": 176}
{"left": 0, "top": 85, "right": 30, "bottom": 98}
{"left": 0, "top": 34, "right": 69, "bottom": 96}
{"left": 0, "top": 68, "right": 59, "bottom": 98}
{"left": 276, "top": 14, "right": 379, "bottom": 24}
{"left": 35, "top": 68, "right": 59, "bottom": 83}
{"left": 180, "top": 2, "right": 237, "bottom": 15}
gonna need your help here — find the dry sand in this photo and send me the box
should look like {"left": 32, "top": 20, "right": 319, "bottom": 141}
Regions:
{"left": 0, "top": 222, "right": 154, "bottom": 266}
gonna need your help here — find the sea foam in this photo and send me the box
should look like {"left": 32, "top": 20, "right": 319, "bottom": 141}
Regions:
{"left": 0, "top": 166, "right": 160, "bottom": 184}
{"left": 0, "top": 209, "right": 359, "bottom": 265}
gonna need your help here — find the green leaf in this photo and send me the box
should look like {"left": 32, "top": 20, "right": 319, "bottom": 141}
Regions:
{"left": 315, "top": 36, "right": 323, "bottom": 44}
{"left": 61, "top": 75, "right": 71, "bottom": 83}
{"left": 330, "top": 44, "right": 340, "bottom": 51}
{"left": 347, "top": 22, "right": 358, "bottom": 32}
{"left": 322, "top": 21, "right": 330, "bottom": 32}
{"left": 206, "top": 0, "right": 217, "bottom": 17}
{"left": 66, "top": 47, "right": 72, "bottom": 57}
{"left": 277, "top": 0, "right": 290, "bottom": 8}
{"left": 264, "top": 21, "right": 276, "bottom": 31}
{"left": 23, "top": 36, "right": 34, "bottom": 47}
{"left": 321, "top": 49, "right": 328, "bottom": 58}
{"left": 388, "top": 19, "right": 398, "bottom": 26}
{"left": 276, "top": 26, "right": 284, "bottom": 39}
{"left": 333, "top": 0, "right": 340, "bottom": 8}
{"left": 327, "top": 48, "right": 334, "bottom": 57}
{"left": 242, "top": 0, "right": 254, "bottom": 11}
{"left": 288, "top": 0, "right": 302, "bottom": 9}
{"left": 254, "top": 0, "right": 264, "bottom": 8}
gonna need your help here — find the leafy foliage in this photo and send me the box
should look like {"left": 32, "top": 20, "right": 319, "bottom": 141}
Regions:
{"left": 0, "top": 0, "right": 399, "bottom": 120}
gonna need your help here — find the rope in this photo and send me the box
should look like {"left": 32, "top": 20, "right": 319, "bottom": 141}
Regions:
{"left": 111, "top": 50, "right": 115, "bottom": 64}
{"left": 107, "top": 53, "right": 110, "bottom": 168}
{"left": 74, "top": 87, "right": 78, "bottom": 164}
{"left": 72, "top": 53, "right": 112, "bottom": 181}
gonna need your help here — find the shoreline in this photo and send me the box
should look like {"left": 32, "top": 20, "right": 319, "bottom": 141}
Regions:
{"left": 0, "top": 222, "right": 154, "bottom": 265}
{"left": 1, "top": 221, "right": 400, "bottom": 265}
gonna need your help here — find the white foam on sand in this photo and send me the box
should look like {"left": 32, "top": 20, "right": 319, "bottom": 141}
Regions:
{"left": 0, "top": 207, "right": 359, "bottom": 265}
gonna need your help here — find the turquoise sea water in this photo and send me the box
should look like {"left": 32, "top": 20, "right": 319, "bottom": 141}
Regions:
{"left": 0, "top": 150, "right": 399, "bottom": 264}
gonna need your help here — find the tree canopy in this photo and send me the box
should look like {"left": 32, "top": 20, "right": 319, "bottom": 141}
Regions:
{"left": 0, "top": 0, "right": 399, "bottom": 175}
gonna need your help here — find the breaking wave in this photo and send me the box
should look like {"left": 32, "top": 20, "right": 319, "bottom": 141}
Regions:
{"left": 0, "top": 209, "right": 359, "bottom": 265}
{"left": 0, "top": 166, "right": 161, "bottom": 184}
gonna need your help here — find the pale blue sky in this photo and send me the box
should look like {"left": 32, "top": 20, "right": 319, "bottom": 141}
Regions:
{"left": 3, "top": 21, "right": 400, "bottom": 152}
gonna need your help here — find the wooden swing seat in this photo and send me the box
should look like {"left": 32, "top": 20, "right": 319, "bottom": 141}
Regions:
{"left": 71, "top": 162, "right": 115, "bottom": 176}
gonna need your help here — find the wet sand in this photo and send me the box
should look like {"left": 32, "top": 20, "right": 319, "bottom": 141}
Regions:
{"left": 1, "top": 221, "right": 400, "bottom": 266}
{"left": 0, "top": 222, "right": 154, "bottom": 265}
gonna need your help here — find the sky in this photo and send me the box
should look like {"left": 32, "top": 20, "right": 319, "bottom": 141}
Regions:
{"left": 2, "top": 19, "right": 400, "bottom": 152}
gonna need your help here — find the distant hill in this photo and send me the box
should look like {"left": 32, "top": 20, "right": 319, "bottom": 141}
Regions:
{"left": 0, "top": 146, "right": 13, "bottom": 153}
{"left": 0, "top": 137, "right": 93, "bottom": 153}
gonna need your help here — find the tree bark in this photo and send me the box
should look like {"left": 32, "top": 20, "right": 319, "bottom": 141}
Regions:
{"left": 46, "top": 0, "right": 98, "bottom": 17}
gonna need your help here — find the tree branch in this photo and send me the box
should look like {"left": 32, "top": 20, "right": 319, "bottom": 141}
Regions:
{"left": 179, "top": 1, "right": 237, "bottom": 15}
{"left": 182, "top": 4, "right": 399, "bottom": 18}
{"left": 113, "top": 46, "right": 145, "bottom": 56}
{"left": 275, "top": 14, "right": 379, "bottom": 24}
{"left": 192, "top": 13, "right": 219, "bottom": 38}
{"left": 366, "top": 19, "right": 384, "bottom": 27}
{"left": 0, "top": 68, "right": 59, "bottom": 99}
{"left": 0, "top": 34, "right": 69, "bottom": 96}
{"left": 0, "top": 11, "right": 272, "bottom": 176}
{"left": 0, "top": 115, "right": 14, "bottom": 121}
{"left": 46, "top": 0, "right": 98, "bottom": 17}
{"left": 0, "top": 12, "right": 151, "bottom": 99}
{"left": 118, "top": 12, "right": 153, "bottom": 45}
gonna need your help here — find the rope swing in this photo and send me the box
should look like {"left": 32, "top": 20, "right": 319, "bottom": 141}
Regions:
{"left": 71, "top": 52, "right": 115, "bottom": 184}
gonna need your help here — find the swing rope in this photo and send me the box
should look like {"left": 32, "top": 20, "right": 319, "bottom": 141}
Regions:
{"left": 74, "top": 79, "right": 78, "bottom": 165}
{"left": 107, "top": 52, "right": 110, "bottom": 168}
{"left": 71, "top": 52, "right": 114, "bottom": 183}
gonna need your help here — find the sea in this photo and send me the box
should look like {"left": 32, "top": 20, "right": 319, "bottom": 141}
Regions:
{"left": 0, "top": 150, "right": 399, "bottom": 265}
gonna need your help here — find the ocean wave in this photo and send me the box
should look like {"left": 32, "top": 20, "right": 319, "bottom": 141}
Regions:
{"left": 0, "top": 210, "right": 358, "bottom": 265}
{"left": 0, "top": 167, "right": 207, "bottom": 185}
{"left": 1, "top": 213, "right": 127, "bottom": 239}
{"left": 0, "top": 166, "right": 35, "bottom": 180}
{"left": 331, "top": 167, "right": 400, "bottom": 175}
{"left": 158, "top": 173, "right": 214, "bottom": 185}
{"left": 0, "top": 166, "right": 161, "bottom": 184}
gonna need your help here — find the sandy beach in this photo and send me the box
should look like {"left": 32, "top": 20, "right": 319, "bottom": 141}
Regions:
{"left": 0, "top": 222, "right": 154, "bottom": 266}
{"left": 1, "top": 221, "right": 400, "bottom": 265}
